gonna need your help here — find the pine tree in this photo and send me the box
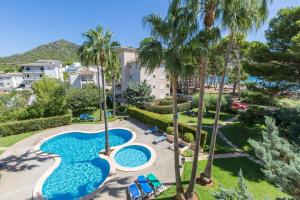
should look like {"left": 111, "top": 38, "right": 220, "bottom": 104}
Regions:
{"left": 213, "top": 169, "right": 254, "bottom": 200}
{"left": 248, "top": 117, "right": 300, "bottom": 198}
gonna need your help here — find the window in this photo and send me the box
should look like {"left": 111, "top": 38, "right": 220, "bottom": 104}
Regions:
{"left": 6, "top": 82, "right": 10, "bottom": 86}
{"left": 166, "top": 84, "right": 170, "bottom": 88}
{"left": 166, "top": 75, "right": 170, "bottom": 79}
{"left": 40, "top": 67, "right": 44, "bottom": 71}
{"left": 153, "top": 85, "right": 155, "bottom": 89}
{"left": 26, "top": 74, "right": 30, "bottom": 78}
{"left": 0, "top": 83, "right": 4, "bottom": 87}
{"left": 153, "top": 75, "right": 155, "bottom": 79}
{"left": 39, "top": 74, "right": 43, "bottom": 77}
{"left": 26, "top": 67, "right": 30, "bottom": 71}
{"left": 129, "top": 65, "right": 131, "bottom": 69}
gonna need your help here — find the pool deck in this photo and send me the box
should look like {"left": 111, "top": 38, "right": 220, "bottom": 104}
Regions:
{"left": 0, "top": 119, "right": 177, "bottom": 200}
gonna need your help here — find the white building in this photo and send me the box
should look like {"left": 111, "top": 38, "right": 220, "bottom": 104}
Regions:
{"left": 0, "top": 72, "right": 24, "bottom": 91}
{"left": 69, "top": 67, "right": 104, "bottom": 89}
{"left": 22, "top": 60, "right": 64, "bottom": 87}
{"left": 116, "top": 47, "right": 170, "bottom": 101}
{"left": 65, "top": 62, "right": 81, "bottom": 73}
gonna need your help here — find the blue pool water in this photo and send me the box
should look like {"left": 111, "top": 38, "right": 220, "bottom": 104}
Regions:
{"left": 40, "top": 129, "right": 132, "bottom": 200}
{"left": 114, "top": 145, "right": 152, "bottom": 168}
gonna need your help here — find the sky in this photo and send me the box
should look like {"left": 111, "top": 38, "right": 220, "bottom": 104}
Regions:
{"left": 0, "top": 0, "right": 299, "bottom": 57}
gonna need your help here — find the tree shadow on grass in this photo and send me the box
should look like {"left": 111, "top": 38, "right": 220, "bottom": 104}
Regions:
{"left": 0, "top": 149, "right": 51, "bottom": 172}
{"left": 212, "top": 157, "right": 265, "bottom": 183}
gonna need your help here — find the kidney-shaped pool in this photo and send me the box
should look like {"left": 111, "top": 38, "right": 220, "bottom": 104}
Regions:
{"left": 38, "top": 128, "right": 133, "bottom": 200}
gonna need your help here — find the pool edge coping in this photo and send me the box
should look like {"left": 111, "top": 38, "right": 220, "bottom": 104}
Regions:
{"left": 109, "top": 143, "right": 157, "bottom": 172}
{"left": 32, "top": 127, "right": 137, "bottom": 200}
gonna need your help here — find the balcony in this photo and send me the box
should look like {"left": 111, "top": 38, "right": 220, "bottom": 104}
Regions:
{"left": 23, "top": 70, "right": 44, "bottom": 74}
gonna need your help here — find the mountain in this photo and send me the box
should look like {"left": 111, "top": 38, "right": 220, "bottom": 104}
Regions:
{"left": 0, "top": 40, "right": 80, "bottom": 69}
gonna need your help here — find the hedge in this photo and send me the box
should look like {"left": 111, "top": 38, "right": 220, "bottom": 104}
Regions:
{"left": 128, "top": 107, "right": 207, "bottom": 149}
{"left": 145, "top": 102, "right": 192, "bottom": 114}
{"left": 0, "top": 114, "right": 72, "bottom": 137}
{"left": 73, "top": 107, "right": 97, "bottom": 116}
{"left": 127, "top": 107, "right": 172, "bottom": 130}
{"left": 178, "top": 122, "right": 207, "bottom": 149}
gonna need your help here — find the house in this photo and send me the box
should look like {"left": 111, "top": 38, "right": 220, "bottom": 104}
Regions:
{"left": 0, "top": 72, "right": 24, "bottom": 91}
{"left": 65, "top": 62, "right": 81, "bottom": 73}
{"left": 116, "top": 47, "right": 170, "bottom": 101}
{"left": 69, "top": 67, "right": 104, "bottom": 89}
{"left": 22, "top": 60, "right": 64, "bottom": 87}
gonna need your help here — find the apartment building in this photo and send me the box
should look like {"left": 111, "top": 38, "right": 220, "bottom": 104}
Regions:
{"left": 69, "top": 67, "right": 103, "bottom": 89}
{"left": 116, "top": 47, "right": 170, "bottom": 101}
{"left": 0, "top": 72, "right": 24, "bottom": 91}
{"left": 22, "top": 60, "right": 64, "bottom": 87}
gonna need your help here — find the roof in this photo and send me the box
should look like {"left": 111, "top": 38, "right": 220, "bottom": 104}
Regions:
{"left": 22, "top": 60, "right": 62, "bottom": 67}
{"left": 118, "top": 47, "right": 137, "bottom": 53}
{"left": 0, "top": 72, "right": 23, "bottom": 77}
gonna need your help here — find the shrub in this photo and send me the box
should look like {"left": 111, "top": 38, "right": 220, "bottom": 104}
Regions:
{"left": 182, "top": 149, "right": 193, "bottom": 157}
{"left": 239, "top": 105, "right": 267, "bottom": 125}
{"left": 0, "top": 114, "right": 72, "bottom": 137}
{"left": 116, "top": 105, "right": 128, "bottom": 115}
{"left": 156, "top": 98, "right": 186, "bottom": 106}
{"left": 178, "top": 122, "right": 207, "bottom": 149}
{"left": 193, "top": 94, "right": 227, "bottom": 111}
{"left": 166, "top": 126, "right": 174, "bottom": 135}
{"left": 145, "top": 102, "right": 191, "bottom": 114}
{"left": 183, "top": 132, "right": 194, "bottom": 143}
{"left": 127, "top": 107, "right": 172, "bottom": 130}
{"left": 241, "top": 90, "right": 278, "bottom": 106}
{"left": 128, "top": 107, "right": 207, "bottom": 149}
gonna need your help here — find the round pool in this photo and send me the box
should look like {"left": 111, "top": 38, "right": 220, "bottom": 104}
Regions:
{"left": 114, "top": 145, "right": 153, "bottom": 169}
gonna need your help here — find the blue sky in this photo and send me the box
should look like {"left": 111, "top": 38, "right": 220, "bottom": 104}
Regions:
{"left": 0, "top": 0, "right": 299, "bottom": 57}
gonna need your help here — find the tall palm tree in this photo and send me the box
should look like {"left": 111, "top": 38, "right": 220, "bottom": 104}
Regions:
{"left": 200, "top": 0, "right": 269, "bottom": 184}
{"left": 78, "top": 44, "right": 103, "bottom": 121}
{"left": 185, "top": 0, "right": 220, "bottom": 198}
{"left": 138, "top": 0, "right": 197, "bottom": 198}
{"left": 106, "top": 49, "right": 121, "bottom": 117}
{"left": 81, "top": 25, "right": 120, "bottom": 156}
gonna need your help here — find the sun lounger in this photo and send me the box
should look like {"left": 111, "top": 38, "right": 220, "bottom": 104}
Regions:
{"left": 146, "top": 173, "right": 167, "bottom": 196}
{"left": 145, "top": 126, "right": 158, "bottom": 135}
{"left": 128, "top": 183, "right": 142, "bottom": 200}
{"left": 153, "top": 134, "right": 167, "bottom": 144}
{"left": 137, "top": 175, "right": 154, "bottom": 197}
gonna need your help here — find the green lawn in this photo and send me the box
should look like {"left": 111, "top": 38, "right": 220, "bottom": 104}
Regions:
{"left": 162, "top": 111, "right": 234, "bottom": 126}
{"left": 203, "top": 127, "right": 235, "bottom": 154}
{"left": 221, "top": 122, "right": 265, "bottom": 154}
{"left": 0, "top": 131, "right": 39, "bottom": 147}
{"left": 278, "top": 98, "right": 300, "bottom": 108}
{"left": 71, "top": 109, "right": 124, "bottom": 124}
{"left": 156, "top": 157, "right": 288, "bottom": 200}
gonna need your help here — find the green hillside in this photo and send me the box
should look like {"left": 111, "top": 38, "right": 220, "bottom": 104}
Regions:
{"left": 0, "top": 40, "right": 80, "bottom": 72}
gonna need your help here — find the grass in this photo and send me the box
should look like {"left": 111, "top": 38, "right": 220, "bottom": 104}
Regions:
{"left": 162, "top": 110, "right": 234, "bottom": 126}
{"left": 221, "top": 122, "right": 265, "bottom": 154}
{"left": 204, "top": 127, "right": 235, "bottom": 154}
{"left": 156, "top": 157, "right": 289, "bottom": 200}
{"left": 182, "top": 149, "right": 194, "bottom": 157}
{"left": 0, "top": 131, "right": 39, "bottom": 147}
{"left": 72, "top": 109, "right": 124, "bottom": 124}
{"left": 278, "top": 98, "right": 300, "bottom": 108}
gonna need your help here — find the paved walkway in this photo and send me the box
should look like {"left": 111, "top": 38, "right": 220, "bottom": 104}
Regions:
{"left": 0, "top": 119, "right": 176, "bottom": 200}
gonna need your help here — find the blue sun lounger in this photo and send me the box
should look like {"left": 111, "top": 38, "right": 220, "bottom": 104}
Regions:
{"left": 153, "top": 134, "right": 167, "bottom": 144}
{"left": 137, "top": 175, "right": 154, "bottom": 197}
{"left": 145, "top": 126, "right": 159, "bottom": 135}
{"left": 128, "top": 183, "right": 142, "bottom": 200}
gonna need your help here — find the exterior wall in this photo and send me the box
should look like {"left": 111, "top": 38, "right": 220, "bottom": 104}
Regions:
{"left": 22, "top": 60, "right": 63, "bottom": 87}
{"left": 116, "top": 47, "right": 170, "bottom": 101}
{"left": 69, "top": 67, "right": 103, "bottom": 89}
{"left": 0, "top": 74, "right": 24, "bottom": 91}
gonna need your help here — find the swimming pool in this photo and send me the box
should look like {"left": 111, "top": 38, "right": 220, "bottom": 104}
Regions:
{"left": 114, "top": 145, "right": 151, "bottom": 168}
{"left": 38, "top": 129, "right": 133, "bottom": 200}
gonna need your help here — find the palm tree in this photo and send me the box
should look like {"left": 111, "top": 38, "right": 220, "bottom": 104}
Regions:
{"left": 81, "top": 25, "right": 120, "bottom": 156}
{"left": 138, "top": 0, "right": 197, "bottom": 198}
{"left": 199, "top": 0, "right": 269, "bottom": 184}
{"left": 78, "top": 44, "right": 103, "bottom": 121}
{"left": 106, "top": 49, "right": 121, "bottom": 117}
{"left": 185, "top": 0, "right": 220, "bottom": 198}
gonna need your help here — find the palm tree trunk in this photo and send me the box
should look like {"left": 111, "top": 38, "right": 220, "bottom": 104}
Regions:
{"left": 97, "top": 66, "right": 103, "bottom": 121}
{"left": 172, "top": 75, "right": 184, "bottom": 199}
{"left": 185, "top": 56, "right": 207, "bottom": 199}
{"left": 235, "top": 47, "right": 241, "bottom": 100}
{"left": 200, "top": 34, "right": 234, "bottom": 183}
{"left": 112, "top": 76, "right": 116, "bottom": 118}
{"left": 101, "top": 65, "right": 110, "bottom": 155}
